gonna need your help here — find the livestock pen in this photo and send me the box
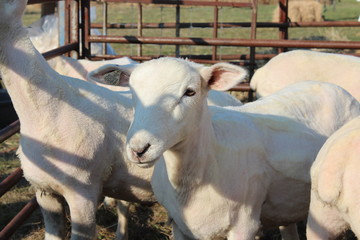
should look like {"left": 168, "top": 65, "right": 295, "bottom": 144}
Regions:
{"left": 1, "top": 0, "right": 360, "bottom": 239}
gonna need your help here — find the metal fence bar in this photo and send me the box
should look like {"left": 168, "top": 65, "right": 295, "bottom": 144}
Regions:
{"left": 89, "top": 35, "right": 360, "bottom": 49}
{"left": 101, "top": 0, "right": 252, "bottom": 7}
{"left": 90, "top": 21, "right": 360, "bottom": 29}
{"left": 42, "top": 42, "right": 79, "bottom": 60}
{"left": 28, "top": 0, "right": 61, "bottom": 4}
{"left": 212, "top": 1, "right": 218, "bottom": 60}
{"left": 137, "top": 3, "right": 143, "bottom": 56}
{"left": 0, "top": 168, "right": 23, "bottom": 198}
{"left": 0, "top": 120, "right": 20, "bottom": 144}
{"left": 0, "top": 197, "right": 39, "bottom": 240}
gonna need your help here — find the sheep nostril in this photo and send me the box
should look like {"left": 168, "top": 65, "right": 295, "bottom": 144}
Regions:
{"left": 134, "top": 143, "right": 151, "bottom": 158}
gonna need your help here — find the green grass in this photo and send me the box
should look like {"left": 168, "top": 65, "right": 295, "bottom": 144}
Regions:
{"left": 86, "top": 0, "right": 360, "bottom": 57}
{"left": 22, "top": 1, "right": 360, "bottom": 58}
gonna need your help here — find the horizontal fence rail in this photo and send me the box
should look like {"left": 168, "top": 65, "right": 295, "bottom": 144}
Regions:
{"left": 89, "top": 35, "right": 360, "bottom": 49}
{"left": 0, "top": 197, "right": 39, "bottom": 240}
{"left": 91, "top": 21, "right": 360, "bottom": 29}
{"left": 101, "top": 0, "right": 253, "bottom": 7}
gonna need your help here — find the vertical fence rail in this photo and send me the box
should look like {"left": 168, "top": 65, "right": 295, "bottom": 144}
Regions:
{"left": 212, "top": 1, "right": 218, "bottom": 60}
{"left": 175, "top": 5, "right": 180, "bottom": 57}
{"left": 138, "top": 3, "right": 143, "bottom": 56}
{"left": 278, "top": 0, "right": 288, "bottom": 53}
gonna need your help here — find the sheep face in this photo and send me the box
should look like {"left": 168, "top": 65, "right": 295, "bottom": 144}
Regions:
{"left": 126, "top": 57, "right": 247, "bottom": 167}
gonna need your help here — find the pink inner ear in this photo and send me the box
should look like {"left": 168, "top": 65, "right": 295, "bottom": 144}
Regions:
{"left": 208, "top": 69, "right": 227, "bottom": 87}
{"left": 208, "top": 69, "right": 240, "bottom": 91}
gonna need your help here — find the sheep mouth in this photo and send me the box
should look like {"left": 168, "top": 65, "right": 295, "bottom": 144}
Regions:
{"left": 136, "top": 160, "right": 157, "bottom": 168}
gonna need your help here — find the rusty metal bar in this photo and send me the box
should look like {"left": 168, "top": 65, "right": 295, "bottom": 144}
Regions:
{"left": 71, "top": 0, "right": 80, "bottom": 57}
{"left": 28, "top": 0, "right": 61, "bottom": 4}
{"left": 101, "top": 0, "right": 252, "bottom": 7}
{"left": 249, "top": 0, "right": 257, "bottom": 76}
{"left": 0, "top": 197, "right": 39, "bottom": 240}
{"left": 0, "top": 120, "right": 20, "bottom": 144}
{"left": 91, "top": 53, "right": 278, "bottom": 61}
{"left": 212, "top": 2, "right": 218, "bottom": 60}
{"left": 175, "top": 5, "right": 180, "bottom": 57}
{"left": 137, "top": 3, "right": 143, "bottom": 56}
{"left": 81, "top": 0, "right": 91, "bottom": 59}
{"left": 89, "top": 35, "right": 360, "bottom": 49}
{"left": 102, "top": 2, "right": 108, "bottom": 55}
{"left": 278, "top": 0, "right": 288, "bottom": 53}
{"left": 42, "top": 42, "right": 79, "bottom": 60}
{"left": 0, "top": 168, "right": 23, "bottom": 198}
{"left": 230, "top": 83, "right": 251, "bottom": 92}
{"left": 90, "top": 21, "right": 360, "bottom": 29}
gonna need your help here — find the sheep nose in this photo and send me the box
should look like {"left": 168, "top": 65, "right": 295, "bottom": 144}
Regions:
{"left": 132, "top": 143, "right": 151, "bottom": 158}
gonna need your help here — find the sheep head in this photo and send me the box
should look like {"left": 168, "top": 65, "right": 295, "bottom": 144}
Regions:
{"left": 0, "top": 0, "right": 27, "bottom": 28}
{"left": 125, "top": 57, "right": 247, "bottom": 167}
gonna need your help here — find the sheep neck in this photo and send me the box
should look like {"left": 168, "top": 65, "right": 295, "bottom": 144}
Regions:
{"left": 163, "top": 104, "right": 218, "bottom": 197}
{"left": 0, "top": 23, "right": 66, "bottom": 125}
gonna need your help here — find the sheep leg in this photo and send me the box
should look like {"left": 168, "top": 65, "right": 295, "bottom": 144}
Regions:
{"left": 114, "top": 200, "right": 130, "bottom": 240}
{"left": 65, "top": 189, "right": 100, "bottom": 240}
{"left": 228, "top": 201, "right": 263, "bottom": 240}
{"left": 306, "top": 191, "right": 347, "bottom": 240}
{"left": 279, "top": 223, "right": 299, "bottom": 240}
{"left": 228, "top": 217, "right": 261, "bottom": 240}
{"left": 103, "top": 197, "right": 129, "bottom": 240}
{"left": 35, "top": 190, "right": 66, "bottom": 240}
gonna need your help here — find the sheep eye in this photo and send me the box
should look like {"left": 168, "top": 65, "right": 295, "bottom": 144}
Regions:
{"left": 184, "top": 88, "right": 196, "bottom": 97}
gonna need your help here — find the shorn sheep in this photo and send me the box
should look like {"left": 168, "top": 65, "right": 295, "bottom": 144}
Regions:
{"left": 250, "top": 50, "right": 360, "bottom": 101}
{"left": 306, "top": 116, "right": 360, "bottom": 239}
{"left": 124, "top": 57, "right": 360, "bottom": 240}
{"left": 272, "top": 1, "right": 323, "bottom": 22}
{"left": 0, "top": 2, "right": 242, "bottom": 239}
{"left": 0, "top": 1, "right": 151, "bottom": 239}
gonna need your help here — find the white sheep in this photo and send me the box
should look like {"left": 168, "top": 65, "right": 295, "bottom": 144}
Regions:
{"left": 0, "top": 2, "right": 242, "bottom": 239}
{"left": 86, "top": 63, "right": 243, "bottom": 107}
{"left": 27, "top": 12, "right": 116, "bottom": 55}
{"left": 124, "top": 57, "right": 360, "bottom": 240}
{"left": 250, "top": 50, "right": 360, "bottom": 101}
{"left": 272, "top": 1, "right": 323, "bottom": 22}
{"left": 0, "top": 1, "right": 153, "bottom": 239}
{"left": 47, "top": 56, "right": 136, "bottom": 85}
{"left": 306, "top": 116, "right": 360, "bottom": 239}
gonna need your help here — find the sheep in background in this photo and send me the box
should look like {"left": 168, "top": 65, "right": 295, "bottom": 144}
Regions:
{"left": 27, "top": 11, "right": 116, "bottom": 55}
{"left": 306, "top": 116, "right": 360, "bottom": 239}
{"left": 272, "top": 1, "right": 323, "bottom": 22}
{"left": 124, "top": 57, "right": 360, "bottom": 239}
{"left": 250, "top": 50, "right": 360, "bottom": 101}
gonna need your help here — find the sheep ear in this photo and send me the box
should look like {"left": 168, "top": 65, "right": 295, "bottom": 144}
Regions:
{"left": 87, "top": 64, "right": 136, "bottom": 87}
{"left": 200, "top": 63, "right": 248, "bottom": 91}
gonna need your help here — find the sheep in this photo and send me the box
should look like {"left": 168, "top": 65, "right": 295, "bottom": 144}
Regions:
{"left": 0, "top": 1, "right": 152, "bottom": 239}
{"left": 124, "top": 57, "right": 360, "bottom": 240}
{"left": 250, "top": 50, "right": 360, "bottom": 101}
{"left": 0, "top": 2, "right": 243, "bottom": 239}
{"left": 27, "top": 12, "right": 116, "bottom": 55}
{"left": 47, "top": 56, "right": 137, "bottom": 85}
{"left": 306, "top": 116, "right": 360, "bottom": 239}
{"left": 86, "top": 63, "right": 244, "bottom": 107}
{"left": 272, "top": 1, "right": 323, "bottom": 22}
